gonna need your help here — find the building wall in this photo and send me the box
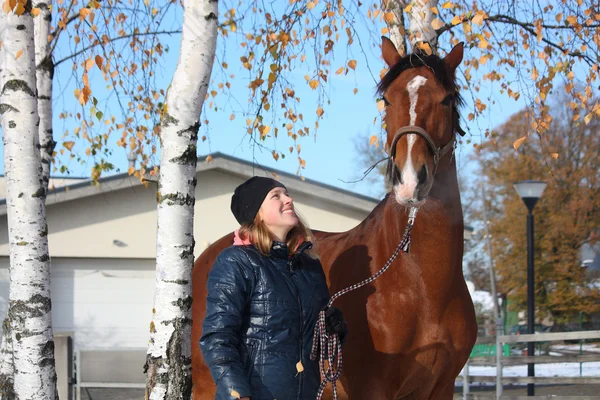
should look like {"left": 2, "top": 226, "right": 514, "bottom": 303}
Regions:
{"left": 0, "top": 169, "right": 373, "bottom": 259}
{"left": 0, "top": 168, "right": 377, "bottom": 349}
{"left": 0, "top": 257, "right": 155, "bottom": 349}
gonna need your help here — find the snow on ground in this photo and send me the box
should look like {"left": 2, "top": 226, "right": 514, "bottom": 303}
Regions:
{"left": 463, "top": 362, "right": 600, "bottom": 378}
{"left": 457, "top": 344, "right": 600, "bottom": 386}
{"left": 553, "top": 344, "right": 600, "bottom": 353}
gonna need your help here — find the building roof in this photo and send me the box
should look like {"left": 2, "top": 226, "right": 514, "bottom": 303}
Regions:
{"left": 0, "top": 152, "right": 379, "bottom": 216}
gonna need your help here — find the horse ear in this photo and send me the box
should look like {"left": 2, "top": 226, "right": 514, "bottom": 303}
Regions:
{"left": 443, "top": 42, "right": 464, "bottom": 72}
{"left": 382, "top": 36, "right": 401, "bottom": 68}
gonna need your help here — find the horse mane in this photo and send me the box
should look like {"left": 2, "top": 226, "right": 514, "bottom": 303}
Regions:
{"left": 377, "top": 50, "right": 466, "bottom": 144}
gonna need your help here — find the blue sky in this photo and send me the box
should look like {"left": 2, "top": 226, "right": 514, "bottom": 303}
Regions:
{"left": 0, "top": 4, "right": 530, "bottom": 199}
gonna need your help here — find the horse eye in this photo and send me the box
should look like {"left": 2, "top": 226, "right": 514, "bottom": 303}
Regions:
{"left": 441, "top": 94, "right": 453, "bottom": 106}
{"left": 382, "top": 96, "right": 391, "bottom": 106}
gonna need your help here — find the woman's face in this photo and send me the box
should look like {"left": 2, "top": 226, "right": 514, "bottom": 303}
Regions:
{"left": 258, "top": 187, "right": 299, "bottom": 241}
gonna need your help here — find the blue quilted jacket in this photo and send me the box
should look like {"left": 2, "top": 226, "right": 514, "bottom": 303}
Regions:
{"left": 200, "top": 241, "right": 330, "bottom": 400}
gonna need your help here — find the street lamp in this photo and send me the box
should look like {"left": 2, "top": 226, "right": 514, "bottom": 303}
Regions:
{"left": 513, "top": 180, "right": 547, "bottom": 396}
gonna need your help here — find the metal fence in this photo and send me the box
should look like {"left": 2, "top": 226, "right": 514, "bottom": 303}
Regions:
{"left": 75, "top": 348, "right": 146, "bottom": 399}
{"left": 456, "top": 330, "right": 600, "bottom": 400}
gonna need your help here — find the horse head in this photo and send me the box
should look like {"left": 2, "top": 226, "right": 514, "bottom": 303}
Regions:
{"left": 378, "top": 37, "right": 465, "bottom": 207}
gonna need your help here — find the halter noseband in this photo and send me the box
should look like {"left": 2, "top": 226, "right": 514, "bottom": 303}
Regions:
{"left": 388, "top": 126, "right": 456, "bottom": 174}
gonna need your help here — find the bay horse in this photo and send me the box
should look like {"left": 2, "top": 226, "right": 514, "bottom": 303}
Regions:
{"left": 191, "top": 37, "right": 477, "bottom": 399}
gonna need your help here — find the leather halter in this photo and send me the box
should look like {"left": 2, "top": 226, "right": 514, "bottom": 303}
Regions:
{"left": 388, "top": 125, "right": 456, "bottom": 174}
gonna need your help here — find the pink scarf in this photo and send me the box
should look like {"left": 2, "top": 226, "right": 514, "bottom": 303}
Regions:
{"left": 233, "top": 230, "right": 252, "bottom": 246}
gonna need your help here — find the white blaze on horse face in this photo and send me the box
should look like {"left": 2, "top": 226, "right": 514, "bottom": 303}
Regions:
{"left": 395, "top": 75, "right": 428, "bottom": 204}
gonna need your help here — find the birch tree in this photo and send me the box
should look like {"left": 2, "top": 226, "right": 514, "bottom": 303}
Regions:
{"left": 144, "top": 0, "right": 218, "bottom": 398}
{"left": 0, "top": 1, "right": 57, "bottom": 398}
{"left": 33, "top": 0, "right": 53, "bottom": 194}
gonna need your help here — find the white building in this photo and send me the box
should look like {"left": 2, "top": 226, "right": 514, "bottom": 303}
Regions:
{"left": 0, "top": 153, "right": 378, "bottom": 352}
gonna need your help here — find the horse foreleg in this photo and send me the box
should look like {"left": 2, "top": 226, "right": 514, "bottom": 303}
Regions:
{"left": 321, "top": 382, "right": 350, "bottom": 400}
{"left": 426, "top": 379, "right": 454, "bottom": 400}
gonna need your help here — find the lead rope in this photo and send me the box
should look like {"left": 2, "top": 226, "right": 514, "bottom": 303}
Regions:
{"left": 310, "top": 207, "right": 419, "bottom": 399}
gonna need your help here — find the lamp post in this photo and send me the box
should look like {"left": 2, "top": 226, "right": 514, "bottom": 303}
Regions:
{"left": 513, "top": 180, "right": 547, "bottom": 396}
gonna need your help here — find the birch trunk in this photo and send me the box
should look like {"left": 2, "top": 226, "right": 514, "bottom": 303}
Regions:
{"left": 144, "top": 0, "right": 217, "bottom": 398}
{"left": 383, "top": 0, "right": 408, "bottom": 56}
{"left": 0, "top": 11, "right": 15, "bottom": 398}
{"left": 399, "top": 0, "right": 439, "bottom": 52}
{"left": 33, "top": 0, "right": 55, "bottom": 193}
{"left": 0, "top": 5, "right": 57, "bottom": 400}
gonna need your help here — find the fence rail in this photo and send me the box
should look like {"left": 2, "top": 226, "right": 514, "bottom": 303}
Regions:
{"left": 458, "top": 330, "right": 600, "bottom": 400}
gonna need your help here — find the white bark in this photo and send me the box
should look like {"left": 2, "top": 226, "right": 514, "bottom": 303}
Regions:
{"left": 402, "top": 0, "right": 439, "bottom": 52}
{"left": 383, "top": 0, "right": 408, "bottom": 56}
{"left": 0, "top": 6, "right": 57, "bottom": 400}
{"left": 33, "top": 1, "right": 54, "bottom": 193}
{"left": 145, "top": 0, "right": 218, "bottom": 398}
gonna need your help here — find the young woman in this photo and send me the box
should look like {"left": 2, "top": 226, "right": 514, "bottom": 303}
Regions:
{"left": 200, "top": 176, "right": 347, "bottom": 400}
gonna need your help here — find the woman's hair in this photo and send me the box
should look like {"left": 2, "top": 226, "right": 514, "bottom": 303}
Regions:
{"left": 238, "top": 209, "right": 316, "bottom": 257}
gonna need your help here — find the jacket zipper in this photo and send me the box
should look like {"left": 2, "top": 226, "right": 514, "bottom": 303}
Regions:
{"left": 288, "top": 259, "right": 304, "bottom": 400}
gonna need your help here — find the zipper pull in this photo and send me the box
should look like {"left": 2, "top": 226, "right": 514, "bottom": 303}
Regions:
{"left": 288, "top": 260, "right": 295, "bottom": 273}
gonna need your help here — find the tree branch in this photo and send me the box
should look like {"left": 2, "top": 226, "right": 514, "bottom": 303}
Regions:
{"left": 436, "top": 14, "right": 597, "bottom": 66}
{"left": 53, "top": 30, "right": 181, "bottom": 67}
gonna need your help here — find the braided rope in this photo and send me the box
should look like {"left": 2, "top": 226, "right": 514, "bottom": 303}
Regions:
{"left": 310, "top": 207, "right": 419, "bottom": 399}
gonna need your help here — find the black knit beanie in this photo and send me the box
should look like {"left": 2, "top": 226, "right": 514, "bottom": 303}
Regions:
{"left": 230, "top": 176, "right": 286, "bottom": 225}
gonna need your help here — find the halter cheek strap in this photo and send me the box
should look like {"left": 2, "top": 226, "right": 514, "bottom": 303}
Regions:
{"left": 388, "top": 126, "right": 456, "bottom": 173}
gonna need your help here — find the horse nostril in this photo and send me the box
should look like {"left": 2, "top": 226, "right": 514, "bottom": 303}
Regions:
{"left": 417, "top": 165, "right": 428, "bottom": 185}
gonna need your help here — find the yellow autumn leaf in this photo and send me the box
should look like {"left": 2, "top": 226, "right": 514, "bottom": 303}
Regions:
{"left": 335, "top": 67, "right": 344, "bottom": 75}
{"left": 584, "top": 113, "right": 592, "bottom": 125}
{"left": 418, "top": 42, "right": 432, "bottom": 55}
{"left": 128, "top": 166, "right": 135, "bottom": 175}
{"left": 63, "top": 141, "right": 75, "bottom": 151}
{"left": 441, "top": 1, "right": 453, "bottom": 9}
{"left": 230, "top": 389, "right": 241, "bottom": 399}
{"left": 383, "top": 12, "right": 394, "bottom": 23}
{"left": 513, "top": 136, "right": 527, "bottom": 150}
{"left": 478, "top": 38, "right": 488, "bottom": 49}
{"left": 531, "top": 66, "right": 539, "bottom": 80}
{"left": 404, "top": 3, "right": 413, "bottom": 13}
{"left": 15, "top": 49, "right": 23, "bottom": 59}
{"left": 15, "top": 0, "right": 24, "bottom": 15}
{"left": 95, "top": 55, "right": 103, "bottom": 69}
{"left": 472, "top": 12, "right": 486, "bottom": 26}
{"left": 205, "top": 155, "right": 213, "bottom": 163}
{"left": 551, "top": 153, "right": 559, "bottom": 159}
{"left": 85, "top": 58, "right": 95, "bottom": 71}
{"left": 308, "top": 80, "right": 319, "bottom": 90}
{"left": 307, "top": 1, "right": 315, "bottom": 10}
{"left": 369, "top": 135, "right": 377, "bottom": 146}
{"left": 431, "top": 18, "right": 444, "bottom": 30}
{"left": 316, "top": 107, "right": 324, "bottom": 117}
{"left": 2, "top": 0, "right": 13, "bottom": 14}
{"left": 348, "top": 59, "right": 357, "bottom": 70}
{"left": 377, "top": 99, "right": 385, "bottom": 111}
{"left": 296, "top": 361, "right": 304, "bottom": 374}
{"left": 230, "top": 114, "right": 235, "bottom": 120}
{"left": 555, "top": 13, "right": 562, "bottom": 22}
{"left": 79, "top": 7, "right": 91, "bottom": 18}
{"left": 451, "top": 15, "right": 462, "bottom": 25}
{"left": 31, "top": 7, "right": 40, "bottom": 16}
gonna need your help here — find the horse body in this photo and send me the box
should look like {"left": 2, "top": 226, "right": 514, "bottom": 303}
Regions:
{"left": 313, "top": 165, "right": 476, "bottom": 399}
{"left": 191, "top": 37, "right": 477, "bottom": 399}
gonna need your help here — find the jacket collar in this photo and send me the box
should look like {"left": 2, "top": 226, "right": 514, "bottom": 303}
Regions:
{"left": 271, "top": 241, "right": 313, "bottom": 260}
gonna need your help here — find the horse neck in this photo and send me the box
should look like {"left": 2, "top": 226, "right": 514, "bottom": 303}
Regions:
{"left": 378, "top": 158, "right": 462, "bottom": 240}
{"left": 429, "top": 158, "right": 462, "bottom": 209}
